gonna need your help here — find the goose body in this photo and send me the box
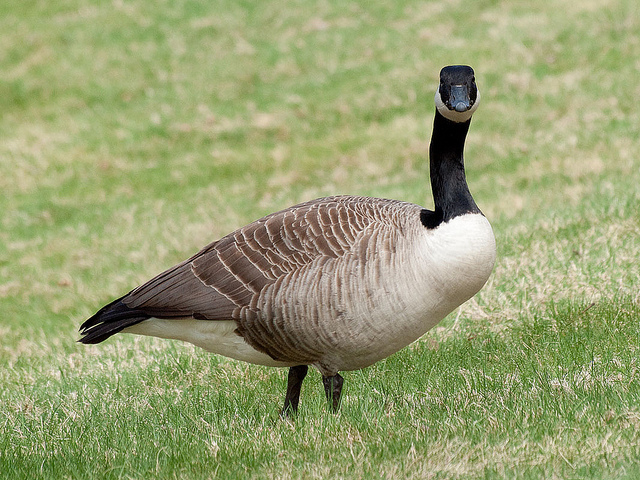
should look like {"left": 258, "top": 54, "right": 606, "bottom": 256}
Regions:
{"left": 80, "top": 65, "right": 496, "bottom": 413}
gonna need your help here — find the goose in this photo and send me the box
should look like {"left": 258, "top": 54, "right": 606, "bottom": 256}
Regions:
{"left": 79, "top": 65, "right": 496, "bottom": 414}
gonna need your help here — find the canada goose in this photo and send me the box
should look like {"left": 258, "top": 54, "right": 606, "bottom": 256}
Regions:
{"left": 79, "top": 65, "right": 496, "bottom": 415}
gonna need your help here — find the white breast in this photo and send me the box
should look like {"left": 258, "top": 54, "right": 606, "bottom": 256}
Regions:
{"left": 415, "top": 213, "right": 496, "bottom": 309}
{"left": 320, "top": 213, "right": 496, "bottom": 371}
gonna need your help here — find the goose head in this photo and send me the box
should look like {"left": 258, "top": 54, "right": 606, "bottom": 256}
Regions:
{"left": 434, "top": 65, "right": 480, "bottom": 123}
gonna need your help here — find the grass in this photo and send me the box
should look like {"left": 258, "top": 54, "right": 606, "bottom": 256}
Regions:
{"left": 1, "top": 0, "right": 640, "bottom": 478}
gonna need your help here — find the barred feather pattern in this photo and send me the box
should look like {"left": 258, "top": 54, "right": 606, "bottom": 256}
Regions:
{"left": 109, "top": 195, "right": 495, "bottom": 376}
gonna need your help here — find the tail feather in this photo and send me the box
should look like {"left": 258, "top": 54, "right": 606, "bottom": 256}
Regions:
{"left": 78, "top": 296, "right": 151, "bottom": 344}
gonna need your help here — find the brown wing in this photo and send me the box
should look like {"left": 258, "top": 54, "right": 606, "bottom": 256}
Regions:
{"left": 121, "top": 196, "right": 403, "bottom": 319}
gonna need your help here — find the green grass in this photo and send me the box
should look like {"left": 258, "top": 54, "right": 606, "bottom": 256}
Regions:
{"left": 2, "top": 0, "right": 640, "bottom": 478}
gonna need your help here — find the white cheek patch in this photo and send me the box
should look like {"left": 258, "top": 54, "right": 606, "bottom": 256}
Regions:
{"left": 435, "top": 89, "right": 481, "bottom": 123}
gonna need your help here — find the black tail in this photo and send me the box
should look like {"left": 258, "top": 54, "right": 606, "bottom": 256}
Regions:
{"left": 78, "top": 295, "right": 151, "bottom": 344}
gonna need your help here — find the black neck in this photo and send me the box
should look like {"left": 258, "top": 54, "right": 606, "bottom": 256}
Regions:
{"left": 425, "top": 110, "right": 481, "bottom": 225}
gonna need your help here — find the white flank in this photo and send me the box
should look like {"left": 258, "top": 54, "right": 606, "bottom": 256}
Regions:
{"left": 124, "top": 319, "right": 294, "bottom": 367}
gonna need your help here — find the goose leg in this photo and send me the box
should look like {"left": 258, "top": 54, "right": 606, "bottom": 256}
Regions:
{"left": 281, "top": 365, "right": 308, "bottom": 416}
{"left": 322, "top": 373, "right": 344, "bottom": 412}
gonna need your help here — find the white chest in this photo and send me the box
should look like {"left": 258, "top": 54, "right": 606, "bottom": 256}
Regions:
{"left": 412, "top": 213, "right": 496, "bottom": 308}
{"left": 331, "top": 213, "right": 496, "bottom": 369}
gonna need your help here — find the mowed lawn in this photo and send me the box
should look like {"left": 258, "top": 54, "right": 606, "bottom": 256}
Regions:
{"left": 2, "top": 0, "right": 640, "bottom": 478}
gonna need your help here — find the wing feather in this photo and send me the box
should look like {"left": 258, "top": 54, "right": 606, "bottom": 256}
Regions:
{"left": 80, "top": 195, "right": 418, "bottom": 345}
{"left": 120, "top": 196, "right": 413, "bottom": 320}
